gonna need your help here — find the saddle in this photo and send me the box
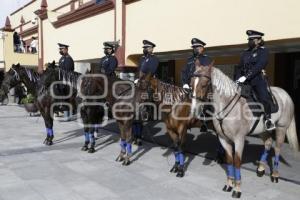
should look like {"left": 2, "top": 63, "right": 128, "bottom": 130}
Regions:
{"left": 240, "top": 84, "right": 278, "bottom": 117}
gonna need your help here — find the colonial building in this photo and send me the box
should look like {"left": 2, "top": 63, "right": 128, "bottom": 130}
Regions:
{"left": 1, "top": 0, "right": 300, "bottom": 135}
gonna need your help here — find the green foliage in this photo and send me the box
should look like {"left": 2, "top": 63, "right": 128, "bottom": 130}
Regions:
{"left": 21, "top": 93, "right": 35, "bottom": 104}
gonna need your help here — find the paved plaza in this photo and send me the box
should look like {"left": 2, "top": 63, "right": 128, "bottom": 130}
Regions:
{"left": 0, "top": 105, "right": 300, "bottom": 200}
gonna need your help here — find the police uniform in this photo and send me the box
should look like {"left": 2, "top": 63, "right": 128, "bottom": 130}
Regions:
{"left": 58, "top": 43, "right": 74, "bottom": 72}
{"left": 98, "top": 42, "right": 118, "bottom": 76}
{"left": 235, "top": 30, "right": 274, "bottom": 129}
{"left": 138, "top": 40, "right": 159, "bottom": 77}
{"left": 181, "top": 38, "right": 212, "bottom": 85}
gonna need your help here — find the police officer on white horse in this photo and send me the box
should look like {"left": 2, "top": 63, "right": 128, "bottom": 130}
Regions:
{"left": 235, "top": 30, "right": 275, "bottom": 131}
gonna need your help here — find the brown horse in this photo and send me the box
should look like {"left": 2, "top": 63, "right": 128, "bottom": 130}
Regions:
{"left": 79, "top": 72, "right": 150, "bottom": 165}
{"left": 139, "top": 75, "right": 206, "bottom": 177}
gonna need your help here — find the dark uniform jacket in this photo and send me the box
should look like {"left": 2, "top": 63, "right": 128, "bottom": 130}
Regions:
{"left": 59, "top": 54, "right": 74, "bottom": 72}
{"left": 235, "top": 46, "right": 268, "bottom": 85}
{"left": 181, "top": 54, "right": 212, "bottom": 85}
{"left": 98, "top": 55, "right": 118, "bottom": 75}
{"left": 138, "top": 54, "right": 159, "bottom": 77}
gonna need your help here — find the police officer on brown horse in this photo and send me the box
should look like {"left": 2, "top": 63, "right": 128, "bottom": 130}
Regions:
{"left": 97, "top": 42, "right": 118, "bottom": 76}
{"left": 133, "top": 40, "right": 159, "bottom": 145}
{"left": 235, "top": 30, "right": 275, "bottom": 131}
{"left": 181, "top": 38, "right": 212, "bottom": 89}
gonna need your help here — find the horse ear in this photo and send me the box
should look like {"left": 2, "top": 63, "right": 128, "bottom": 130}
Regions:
{"left": 52, "top": 60, "right": 55, "bottom": 65}
{"left": 16, "top": 63, "right": 20, "bottom": 67}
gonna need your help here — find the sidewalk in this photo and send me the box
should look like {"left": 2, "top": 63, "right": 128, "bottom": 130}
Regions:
{"left": 0, "top": 105, "right": 299, "bottom": 200}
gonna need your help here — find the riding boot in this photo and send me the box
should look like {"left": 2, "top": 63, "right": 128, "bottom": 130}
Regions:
{"left": 263, "top": 102, "right": 275, "bottom": 131}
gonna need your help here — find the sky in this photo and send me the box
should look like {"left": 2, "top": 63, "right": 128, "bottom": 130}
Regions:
{"left": 0, "top": 0, "right": 31, "bottom": 27}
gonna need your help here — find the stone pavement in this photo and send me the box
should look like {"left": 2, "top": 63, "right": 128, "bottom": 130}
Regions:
{"left": 0, "top": 105, "right": 300, "bottom": 200}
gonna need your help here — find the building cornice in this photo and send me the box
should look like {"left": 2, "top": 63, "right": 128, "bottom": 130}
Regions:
{"left": 20, "top": 25, "right": 38, "bottom": 38}
{"left": 52, "top": 0, "right": 114, "bottom": 28}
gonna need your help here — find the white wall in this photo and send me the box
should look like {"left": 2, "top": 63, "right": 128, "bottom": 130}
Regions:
{"left": 126, "top": 0, "right": 300, "bottom": 58}
{"left": 43, "top": 10, "right": 115, "bottom": 63}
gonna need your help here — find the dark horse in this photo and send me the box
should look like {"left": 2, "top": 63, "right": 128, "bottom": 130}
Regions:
{"left": 79, "top": 72, "right": 150, "bottom": 165}
{"left": 0, "top": 63, "right": 81, "bottom": 145}
{"left": 0, "top": 64, "right": 40, "bottom": 103}
{"left": 138, "top": 74, "right": 206, "bottom": 177}
{"left": 0, "top": 70, "right": 8, "bottom": 103}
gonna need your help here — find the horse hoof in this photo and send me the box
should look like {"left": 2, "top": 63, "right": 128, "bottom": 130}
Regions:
{"left": 176, "top": 170, "right": 184, "bottom": 178}
{"left": 115, "top": 155, "right": 125, "bottom": 162}
{"left": 256, "top": 169, "right": 265, "bottom": 177}
{"left": 222, "top": 185, "right": 233, "bottom": 192}
{"left": 88, "top": 148, "right": 95, "bottom": 153}
{"left": 136, "top": 140, "right": 142, "bottom": 146}
{"left": 81, "top": 146, "right": 88, "bottom": 151}
{"left": 170, "top": 163, "right": 179, "bottom": 173}
{"left": 43, "top": 137, "right": 49, "bottom": 145}
{"left": 122, "top": 159, "right": 131, "bottom": 166}
{"left": 232, "top": 191, "right": 242, "bottom": 198}
{"left": 271, "top": 176, "right": 279, "bottom": 183}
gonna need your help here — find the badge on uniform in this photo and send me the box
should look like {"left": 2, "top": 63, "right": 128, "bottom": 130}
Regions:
{"left": 146, "top": 58, "right": 149, "bottom": 62}
{"left": 252, "top": 53, "right": 257, "bottom": 57}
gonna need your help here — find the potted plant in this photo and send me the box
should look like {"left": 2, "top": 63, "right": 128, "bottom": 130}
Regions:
{"left": 21, "top": 93, "right": 38, "bottom": 114}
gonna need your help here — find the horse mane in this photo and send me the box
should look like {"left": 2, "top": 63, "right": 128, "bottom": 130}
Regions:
{"left": 59, "top": 69, "right": 81, "bottom": 89}
{"left": 156, "top": 79, "right": 186, "bottom": 104}
{"left": 212, "top": 67, "right": 238, "bottom": 97}
{"left": 24, "top": 68, "right": 40, "bottom": 83}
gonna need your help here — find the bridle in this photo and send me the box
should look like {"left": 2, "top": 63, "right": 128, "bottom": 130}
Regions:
{"left": 190, "top": 73, "right": 212, "bottom": 101}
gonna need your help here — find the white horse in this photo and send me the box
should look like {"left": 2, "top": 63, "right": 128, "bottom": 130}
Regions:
{"left": 190, "top": 64, "right": 299, "bottom": 198}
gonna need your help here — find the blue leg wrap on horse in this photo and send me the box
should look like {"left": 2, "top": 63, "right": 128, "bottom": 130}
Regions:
{"left": 179, "top": 153, "right": 185, "bottom": 166}
{"left": 234, "top": 167, "right": 241, "bottom": 181}
{"left": 120, "top": 140, "right": 126, "bottom": 152}
{"left": 46, "top": 128, "right": 53, "bottom": 136}
{"left": 126, "top": 143, "right": 132, "bottom": 154}
{"left": 274, "top": 155, "right": 280, "bottom": 170}
{"left": 174, "top": 152, "right": 180, "bottom": 163}
{"left": 260, "top": 149, "right": 269, "bottom": 162}
{"left": 227, "top": 164, "right": 234, "bottom": 178}
{"left": 89, "top": 133, "right": 95, "bottom": 145}
{"left": 84, "top": 132, "right": 89, "bottom": 143}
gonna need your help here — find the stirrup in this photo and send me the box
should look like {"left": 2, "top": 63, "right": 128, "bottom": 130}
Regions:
{"left": 265, "top": 119, "right": 276, "bottom": 131}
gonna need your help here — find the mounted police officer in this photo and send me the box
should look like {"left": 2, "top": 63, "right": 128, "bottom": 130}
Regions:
{"left": 57, "top": 43, "right": 74, "bottom": 121}
{"left": 181, "top": 38, "right": 212, "bottom": 89}
{"left": 134, "top": 40, "right": 159, "bottom": 82}
{"left": 133, "top": 40, "right": 159, "bottom": 146}
{"left": 235, "top": 30, "right": 275, "bottom": 131}
{"left": 97, "top": 42, "right": 118, "bottom": 76}
{"left": 58, "top": 43, "right": 74, "bottom": 72}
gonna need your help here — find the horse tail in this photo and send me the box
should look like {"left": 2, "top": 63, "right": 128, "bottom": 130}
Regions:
{"left": 286, "top": 116, "right": 299, "bottom": 152}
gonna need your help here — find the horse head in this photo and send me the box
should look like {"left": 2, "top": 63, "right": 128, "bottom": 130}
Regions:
{"left": 41, "top": 61, "right": 60, "bottom": 88}
{"left": 190, "top": 60, "right": 214, "bottom": 102}
{"left": 1, "top": 63, "right": 23, "bottom": 91}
